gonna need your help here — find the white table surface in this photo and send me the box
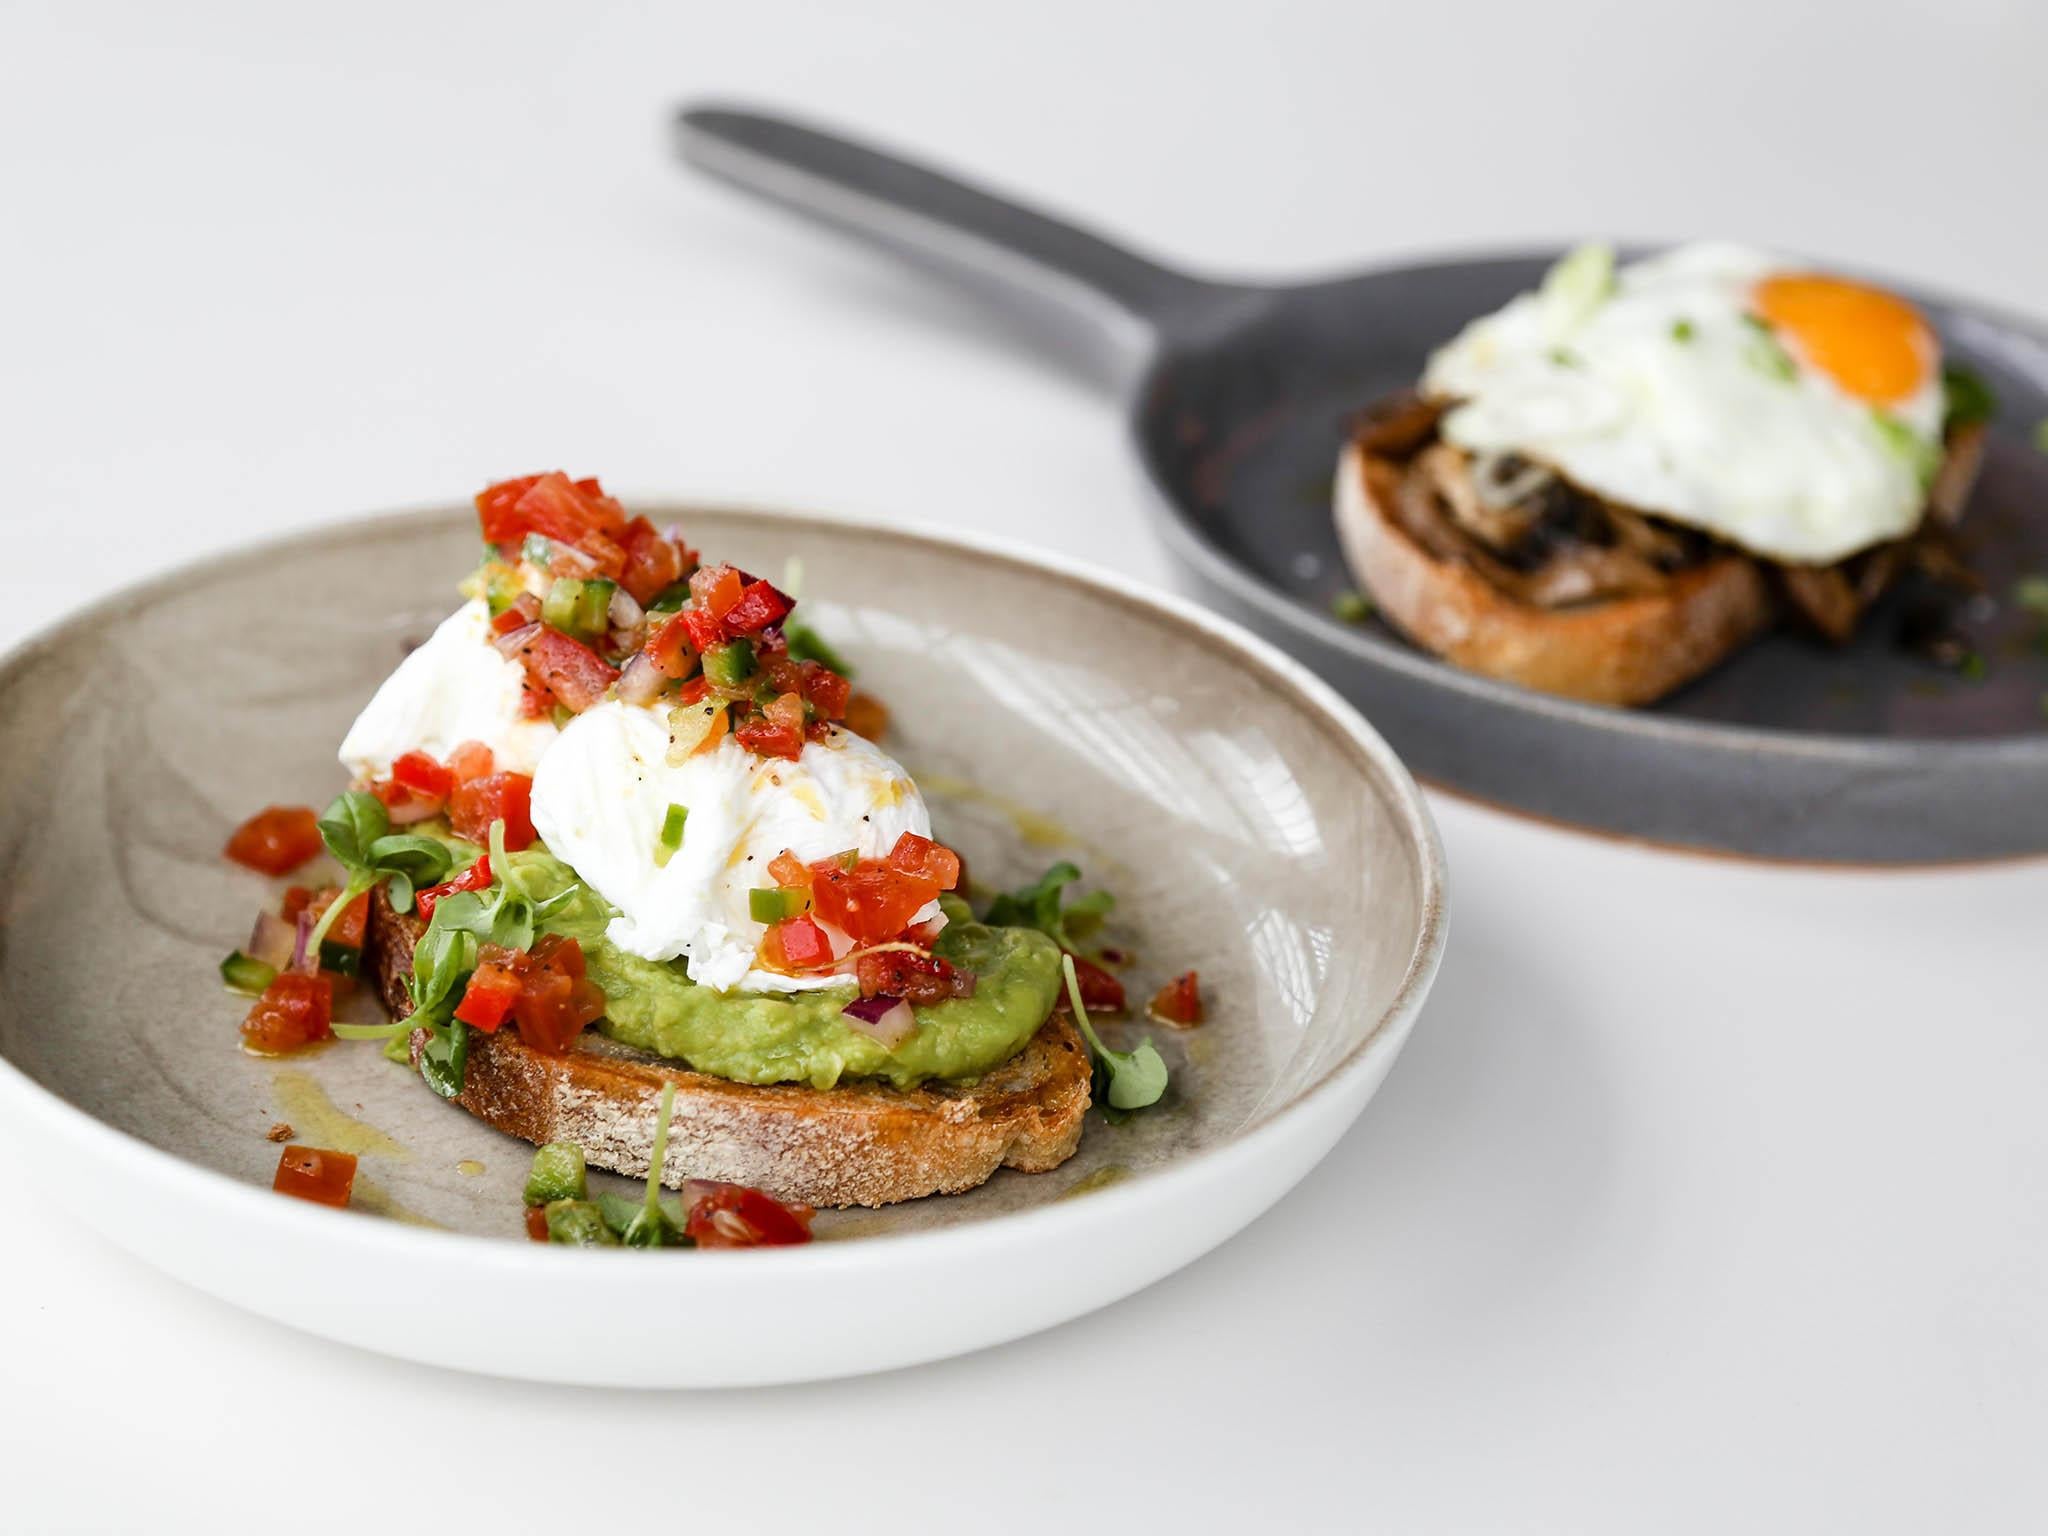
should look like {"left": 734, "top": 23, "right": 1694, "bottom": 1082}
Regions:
{"left": 4, "top": 2, "right": 2045, "bottom": 1530}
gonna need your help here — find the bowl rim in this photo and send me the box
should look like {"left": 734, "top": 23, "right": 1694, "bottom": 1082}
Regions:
{"left": 0, "top": 498, "right": 1448, "bottom": 1273}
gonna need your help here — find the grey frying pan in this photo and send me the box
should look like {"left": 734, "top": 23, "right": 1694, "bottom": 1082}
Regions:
{"left": 675, "top": 105, "right": 2048, "bottom": 862}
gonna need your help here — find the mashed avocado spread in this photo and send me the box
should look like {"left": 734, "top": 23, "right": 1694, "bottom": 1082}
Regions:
{"left": 508, "top": 853, "right": 1064, "bottom": 1091}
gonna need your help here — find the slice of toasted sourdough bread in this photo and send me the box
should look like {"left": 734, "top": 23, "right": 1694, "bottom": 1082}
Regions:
{"left": 365, "top": 893, "right": 1090, "bottom": 1208}
{"left": 1335, "top": 439, "right": 1775, "bottom": 706}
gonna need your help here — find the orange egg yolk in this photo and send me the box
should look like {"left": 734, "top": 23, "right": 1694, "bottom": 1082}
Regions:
{"left": 1751, "top": 273, "right": 1934, "bottom": 406}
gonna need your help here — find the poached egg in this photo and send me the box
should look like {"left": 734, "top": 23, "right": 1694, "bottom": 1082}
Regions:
{"left": 338, "top": 598, "right": 559, "bottom": 781}
{"left": 528, "top": 701, "right": 939, "bottom": 994}
{"left": 1422, "top": 242, "right": 1947, "bottom": 566}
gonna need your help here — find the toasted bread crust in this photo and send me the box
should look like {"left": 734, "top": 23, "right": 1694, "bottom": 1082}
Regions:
{"left": 1334, "top": 441, "right": 1776, "bottom": 706}
{"left": 365, "top": 892, "right": 1088, "bottom": 1207}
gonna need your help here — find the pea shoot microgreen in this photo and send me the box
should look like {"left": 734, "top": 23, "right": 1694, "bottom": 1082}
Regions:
{"left": 303, "top": 790, "right": 457, "bottom": 955}
{"left": 1061, "top": 953, "right": 1167, "bottom": 1112}
{"left": 984, "top": 862, "right": 1114, "bottom": 953}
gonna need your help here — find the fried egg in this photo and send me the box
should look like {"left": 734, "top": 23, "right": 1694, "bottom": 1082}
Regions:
{"left": 528, "top": 701, "right": 939, "bottom": 994}
{"left": 1421, "top": 242, "right": 1947, "bottom": 565}
{"left": 338, "top": 598, "right": 559, "bottom": 781}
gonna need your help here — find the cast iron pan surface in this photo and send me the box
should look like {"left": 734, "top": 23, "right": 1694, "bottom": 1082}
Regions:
{"left": 675, "top": 105, "right": 2048, "bottom": 861}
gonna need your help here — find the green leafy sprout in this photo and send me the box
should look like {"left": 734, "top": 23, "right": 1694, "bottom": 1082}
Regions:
{"left": 302, "top": 790, "right": 457, "bottom": 955}
{"left": 1061, "top": 954, "right": 1167, "bottom": 1112}
{"left": 983, "top": 862, "right": 1113, "bottom": 953}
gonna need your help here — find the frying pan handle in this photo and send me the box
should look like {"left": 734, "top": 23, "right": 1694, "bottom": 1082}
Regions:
{"left": 675, "top": 105, "right": 1224, "bottom": 389}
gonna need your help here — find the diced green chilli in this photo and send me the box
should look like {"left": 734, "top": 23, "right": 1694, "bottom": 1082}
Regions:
{"left": 749, "top": 887, "right": 804, "bottom": 923}
{"left": 655, "top": 803, "right": 688, "bottom": 867}
{"left": 544, "top": 1200, "right": 619, "bottom": 1246}
{"left": 542, "top": 577, "right": 588, "bottom": 634}
{"left": 524, "top": 1143, "right": 588, "bottom": 1207}
{"left": 219, "top": 951, "right": 278, "bottom": 996}
{"left": 572, "top": 579, "right": 616, "bottom": 637}
{"left": 318, "top": 939, "right": 363, "bottom": 977}
{"left": 483, "top": 564, "right": 525, "bottom": 617}
{"left": 703, "top": 638, "right": 756, "bottom": 688}
{"left": 646, "top": 580, "right": 691, "bottom": 612}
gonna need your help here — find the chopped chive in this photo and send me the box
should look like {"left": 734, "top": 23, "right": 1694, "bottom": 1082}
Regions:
{"left": 654, "top": 803, "right": 688, "bottom": 866}
{"left": 1671, "top": 318, "right": 1695, "bottom": 343}
{"left": 1547, "top": 346, "right": 1582, "bottom": 369}
{"left": 1330, "top": 589, "right": 1374, "bottom": 624}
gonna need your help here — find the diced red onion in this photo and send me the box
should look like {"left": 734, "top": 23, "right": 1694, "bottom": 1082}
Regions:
{"left": 609, "top": 587, "right": 644, "bottom": 629}
{"left": 493, "top": 621, "right": 541, "bottom": 661}
{"left": 841, "top": 994, "right": 916, "bottom": 1048}
{"left": 617, "top": 651, "right": 667, "bottom": 707}
{"left": 248, "top": 911, "right": 295, "bottom": 969}
{"left": 383, "top": 795, "right": 440, "bottom": 826}
{"left": 289, "top": 908, "right": 319, "bottom": 974}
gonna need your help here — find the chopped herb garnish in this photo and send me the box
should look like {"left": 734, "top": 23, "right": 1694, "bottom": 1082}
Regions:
{"left": 1671, "top": 318, "right": 1695, "bottom": 343}
{"left": 655, "top": 802, "right": 688, "bottom": 867}
{"left": 1959, "top": 651, "right": 1987, "bottom": 682}
{"left": 1870, "top": 411, "right": 1940, "bottom": 489}
{"left": 785, "top": 620, "right": 854, "bottom": 677}
{"left": 1547, "top": 347, "right": 1582, "bottom": 369}
{"left": 1330, "top": 589, "right": 1374, "bottom": 624}
{"left": 1061, "top": 954, "right": 1167, "bottom": 1112}
{"left": 984, "top": 862, "right": 1113, "bottom": 952}
{"left": 2034, "top": 419, "right": 2048, "bottom": 456}
{"left": 1741, "top": 314, "right": 1798, "bottom": 382}
{"left": 1941, "top": 364, "right": 1998, "bottom": 429}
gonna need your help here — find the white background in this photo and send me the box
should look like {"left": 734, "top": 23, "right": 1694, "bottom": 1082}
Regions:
{"left": 3, "top": 2, "right": 2046, "bottom": 1530}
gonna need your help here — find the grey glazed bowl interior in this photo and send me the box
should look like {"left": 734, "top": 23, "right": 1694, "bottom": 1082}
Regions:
{"left": 0, "top": 506, "right": 1445, "bottom": 1243}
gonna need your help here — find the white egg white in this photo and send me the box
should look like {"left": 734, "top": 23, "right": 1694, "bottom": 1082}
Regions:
{"left": 528, "top": 701, "right": 939, "bottom": 995}
{"left": 1421, "top": 242, "right": 1945, "bottom": 566}
{"left": 338, "top": 598, "right": 559, "bottom": 781}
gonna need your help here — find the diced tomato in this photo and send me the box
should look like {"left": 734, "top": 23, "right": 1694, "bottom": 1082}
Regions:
{"left": 273, "top": 1144, "right": 358, "bottom": 1208}
{"left": 281, "top": 885, "right": 317, "bottom": 922}
{"left": 760, "top": 654, "right": 804, "bottom": 697}
{"left": 762, "top": 914, "right": 834, "bottom": 972}
{"left": 510, "top": 934, "right": 606, "bottom": 1053}
{"left": 241, "top": 972, "right": 335, "bottom": 1054}
{"left": 644, "top": 612, "right": 698, "bottom": 678}
{"left": 390, "top": 750, "right": 454, "bottom": 804}
{"left": 886, "top": 832, "right": 961, "bottom": 891}
{"left": 684, "top": 1183, "right": 814, "bottom": 1248}
{"left": 674, "top": 675, "right": 712, "bottom": 709}
{"left": 767, "top": 850, "right": 811, "bottom": 888}
{"left": 500, "top": 624, "right": 619, "bottom": 713}
{"left": 415, "top": 854, "right": 492, "bottom": 921}
{"left": 618, "top": 517, "right": 686, "bottom": 606}
{"left": 689, "top": 564, "right": 744, "bottom": 623}
{"left": 455, "top": 962, "right": 522, "bottom": 1031}
{"left": 520, "top": 682, "right": 556, "bottom": 719}
{"left": 224, "top": 805, "right": 324, "bottom": 876}
{"left": 449, "top": 772, "right": 535, "bottom": 850}
{"left": 855, "top": 947, "right": 969, "bottom": 1005}
{"left": 524, "top": 1205, "right": 550, "bottom": 1241}
{"left": 842, "top": 692, "right": 889, "bottom": 740}
{"left": 476, "top": 474, "right": 544, "bottom": 544}
{"left": 722, "top": 580, "right": 792, "bottom": 635}
{"left": 309, "top": 888, "right": 370, "bottom": 950}
{"left": 1067, "top": 954, "right": 1126, "bottom": 1014}
{"left": 446, "top": 741, "right": 495, "bottom": 784}
{"left": 680, "top": 604, "right": 725, "bottom": 654}
{"left": 808, "top": 862, "right": 937, "bottom": 948}
{"left": 1148, "top": 970, "right": 1204, "bottom": 1026}
{"left": 800, "top": 662, "right": 850, "bottom": 721}
{"left": 733, "top": 716, "right": 802, "bottom": 761}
